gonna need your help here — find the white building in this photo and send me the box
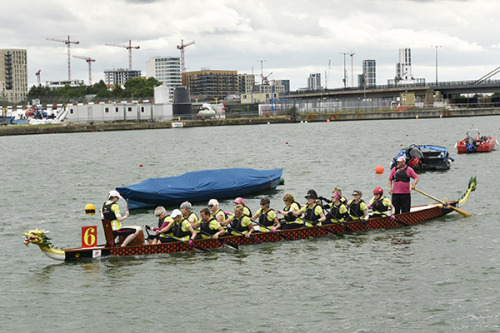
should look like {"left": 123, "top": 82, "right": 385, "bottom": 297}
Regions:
{"left": 65, "top": 101, "right": 173, "bottom": 124}
{"left": 308, "top": 73, "right": 322, "bottom": 91}
{"left": 360, "top": 60, "right": 376, "bottom": 88}
{"left": 395, "top": 48, "right": 414, "bottom": 84}
{"left": 146, "top": 56, "right": 181, "bottom": 101}
{"left": 104, "top": 68, "right": 142, "bottom": 85}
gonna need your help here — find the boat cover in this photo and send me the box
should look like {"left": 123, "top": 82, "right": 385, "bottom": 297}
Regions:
{"left": 117, "top": 168, "right": 283, "bottom": 209}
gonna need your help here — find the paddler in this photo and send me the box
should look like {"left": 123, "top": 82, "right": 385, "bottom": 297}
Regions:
{"left": 101, "top": 190, "right": 141, "bottom": 247}
{"left": 192, "top": 208, "right": 226, "bottom": 239}
{"left": 208, "top": 199, "right": 226, "bottom": 223}
{"left": 144, "top": 206, "right": 173, "bottom": 244}
{"left": 221, "top": 204, "right": 255, "bottom": 237}
{"left": 368, "top": 187, "right": 395, "bottom": 219}
{"left": 277, "top": 193, "right": 304, "bottom": 229}
{"left": 180, "top": 201, "right": 199, "bottom": 226}
{"left": 346, "top": 190, "right": 369, "bottom": 221}
{"left": 323, "top": 191, "right": 348, "bottom": 224}
{"left": 293, "top": 189, "right": 326, "bottom": 227}
{"left": 388, "top": 156, "right": 419, "bottom": 214}
{"left": 157, "top": 209, "right": 197, "bottom": 245}
{"left": 234, "top": 197, "right": 252, "bottom": 217}
{"left": 251, "top": 197, "right": 281, "bottom": 232}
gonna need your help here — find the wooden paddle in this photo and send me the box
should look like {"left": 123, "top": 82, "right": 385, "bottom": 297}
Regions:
{"left": 319, "top": 199, "right": 353, "bottom": 232}
{"left": 200, "top": 230, "right": 239, "bottom": 250}
{"left": 226, "top": 226, "right": 262, "bottom": 243}
{"left": 414, "top": 188, "right": 472, "bottom": 217}
{"left": 159, "top": 232, "right": 209, "bottom": 252}
{"left": 251, "top": 219, "right": 290, "bottom": 240}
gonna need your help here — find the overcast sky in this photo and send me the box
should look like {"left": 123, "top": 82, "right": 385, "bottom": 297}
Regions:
{"left": 2, "top": 0, "right": 500, "bottom": 90}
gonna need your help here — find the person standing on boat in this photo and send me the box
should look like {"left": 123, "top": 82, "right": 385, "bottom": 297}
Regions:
{"left": 208, "top": 199, "right": 226, "bottom": 223}
{"left": 294, "top": 190, "right": 326, "bottom": 226}
{"left": 368, "top": 187, "right": 395, "bottom": 219}
{"left": 192, "top": 208, "right": 226, "bottom": 239}
{"left": 346, "top": 190, "right": 370, "bottom": 221}
{"left": 157, "top": 209, "right": 197, "bottom": 244}
{"left": 222, "top": 204, "right": 255, "bottom": 237}
{"left": 101, "top": 190, "right": 141, "bottom": 247}
{"left": 278, "top": 193, "right": 304, "bottom": 229}
{"left": 251, "top": 197, "right": 281, "bottom": 232}
{"left": 144, "top": 206, "right": 173, "bottom": 245}
{"left": 388, "top": 156, "right": 419, "bottom": 214}
{"left": 180, "top": 201, "right": 198, "bottom": 226}
{"left": 234, "top": 197, "right": 252, "bottom": 217}
{"left": 323, "top": 191, "right": 348, "bottom": 224}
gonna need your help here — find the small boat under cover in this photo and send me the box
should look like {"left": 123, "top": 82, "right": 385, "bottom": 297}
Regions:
{"left": 391, "top": 144, "right": 453, "bottom": 172}
{"left": 117, "top": 168, "right": 283, "bottom": 210}
{"left": 456, "top": 129, "right": 497, "bottom": 153}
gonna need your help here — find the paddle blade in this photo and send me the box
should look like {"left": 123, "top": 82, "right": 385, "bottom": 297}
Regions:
{"left": 452, "top": 206, "right": 473, "bottom": 217}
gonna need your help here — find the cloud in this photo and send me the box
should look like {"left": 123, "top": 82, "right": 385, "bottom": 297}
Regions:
{"left": 2, "top": 0, "right": 500, "bottom": 89}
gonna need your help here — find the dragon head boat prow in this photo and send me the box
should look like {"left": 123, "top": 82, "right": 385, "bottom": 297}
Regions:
{"left": 458, "top": 176, "right": 477, "bottom": 207}
{"left": 23, "top": 229, "right": 65, "bottom": 261}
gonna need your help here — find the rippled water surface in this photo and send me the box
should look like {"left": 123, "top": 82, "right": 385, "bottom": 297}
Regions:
{"left": 1, "top": 116, "right": 499, "bottom": 332}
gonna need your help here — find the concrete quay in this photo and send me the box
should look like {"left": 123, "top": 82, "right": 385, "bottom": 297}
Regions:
{"left": 1, "top": 108, "right": 499, "bottom": 136}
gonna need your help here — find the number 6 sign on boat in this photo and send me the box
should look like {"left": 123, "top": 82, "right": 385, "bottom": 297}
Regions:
{"left": 82, "top": 226, "right": 97, "bottom": 248}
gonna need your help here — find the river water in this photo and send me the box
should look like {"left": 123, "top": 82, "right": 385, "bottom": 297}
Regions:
{"left": 1, "top": 116, "right": 499, "bottom": 332}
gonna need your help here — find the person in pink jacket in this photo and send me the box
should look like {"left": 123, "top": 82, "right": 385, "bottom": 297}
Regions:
{"left": 388, "top": 156, "right": 419, "bottom": 214}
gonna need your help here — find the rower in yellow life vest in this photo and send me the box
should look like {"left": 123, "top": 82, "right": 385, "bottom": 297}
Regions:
{"left": 346, "top": 190, "right": 369, "bottom": 221}
{"left": 294, "top": 189, "right": 326, "bottom": 227}
{"left": 208, "top": 199, "right": 226, "bottom": 223}
{"left": 277, "top": 193, "right": 304, "bottom": 229}
{"left": 157, "top": 209, "right": 197, "bottom": 244}
{"left": 368, "top": 187, "right": 395, "bottom": 220}
{"left": 222, "top": 204, "right": 255, "bottom": 237}
{"left": 251, "top": 197, "right": 281, "bottom": 232}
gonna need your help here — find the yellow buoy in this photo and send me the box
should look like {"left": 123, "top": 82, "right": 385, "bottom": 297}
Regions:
{"left": 375, "top": 165, "right": 384, "bottom": 174}
{"left": 85, "top": 203, "right": 96, "bottom": 215}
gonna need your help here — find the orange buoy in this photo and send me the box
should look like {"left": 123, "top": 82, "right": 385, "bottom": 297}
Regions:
{"left": 327, "top": 119, "right": 330, "bottom": 122}
{"left": 139, "top": 164, "right": 143, "bottom": 167}
{"left": 375, "top": 165, "right": 384, "bottom": 174}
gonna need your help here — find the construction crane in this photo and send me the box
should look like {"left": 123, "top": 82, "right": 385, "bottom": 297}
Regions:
{"left": 261, "top": 72, "right": 273, "bottom": 85}
{"left": 177, "top": 39, "right": 195, "bottom": 84}
{"left": 105, "top": 40, "right": 140, "bottom": 70}
{"left": 46, "top": 35, "right": 80, "bottom": 80}
{"left": 35, "top": 70, "right": 41, "bottom": 86}
{"left": 73, "top": 56, "right": 96, "bottom": 85}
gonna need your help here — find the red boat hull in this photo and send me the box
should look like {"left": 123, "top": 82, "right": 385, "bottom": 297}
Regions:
{"left": 457, "top": 136, "right": 496, "bottom": 153}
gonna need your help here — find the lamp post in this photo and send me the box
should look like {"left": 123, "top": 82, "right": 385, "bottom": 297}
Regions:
{"left": 350, "top": 52, "right": 355, "bottom": 88}
{"left": 340, "top": 52, "right": 348, "bottom": 88}
{"left": 431, "top": 45, "right": 442, "bottom": 85}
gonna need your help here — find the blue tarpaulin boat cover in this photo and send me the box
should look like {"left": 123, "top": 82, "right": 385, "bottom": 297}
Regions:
{"left": 117, "top": 168, "right": 283, "bottom": 210}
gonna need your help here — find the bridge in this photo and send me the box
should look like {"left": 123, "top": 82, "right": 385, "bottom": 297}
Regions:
{"left": 287, "top": 79, "right": 500, "bottom": 100}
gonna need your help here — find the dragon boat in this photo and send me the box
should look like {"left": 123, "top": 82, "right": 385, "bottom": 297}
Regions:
{"left": 455, "top": 129, "right": 497, "bottom": 153}
{"left": 23, "top": 178, "right": 476, "bottom": 262}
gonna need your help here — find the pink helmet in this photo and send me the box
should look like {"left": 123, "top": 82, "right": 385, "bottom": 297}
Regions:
{"left": 234, "top": 197, "right": 244, "bottom": 204}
